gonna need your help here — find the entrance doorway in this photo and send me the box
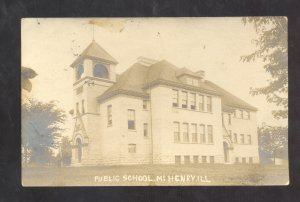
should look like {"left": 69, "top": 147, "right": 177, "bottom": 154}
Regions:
{"left": 76, "top": 138, "right": 82, "bottom": 163}
{"left": 223, "top": 142, "right": 230, "bottom": 163}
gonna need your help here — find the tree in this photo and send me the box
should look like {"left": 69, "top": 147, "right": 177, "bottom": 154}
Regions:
{"left": 258, "top": 125, "right": 288, "bottom": 164}
{"left": 241, "top": 17, "right": 287, "bottom": 119}
{"left": 22, "top": 99, "right": 66, "bottom": 165}
{"left": 59, "top": 136, "right": 72, "bottom": 166}
{"left": 21, "top": 66, "right": 38, "bottom": 92}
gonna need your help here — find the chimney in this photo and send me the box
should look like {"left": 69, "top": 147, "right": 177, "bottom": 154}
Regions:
{"left": 137, "top": 57, "right": 158, "bottom": 66}
{"left": 196, "top": 70, "right": 205, "bottom": 81}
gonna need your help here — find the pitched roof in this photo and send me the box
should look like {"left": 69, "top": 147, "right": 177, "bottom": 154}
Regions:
{"left": 205, "top": 80, "right": 258, "bottom": 111}
{"left": 176, "top": 67, "right": 204, "bottom": 79}
{"left": 70, "top": 40, "right": 118, "bottom": 67}
{"left": 97, "top": 59, "right": 257, "bottom": 111}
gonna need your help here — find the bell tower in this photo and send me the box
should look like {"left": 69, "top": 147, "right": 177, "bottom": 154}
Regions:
{"left": 70, "top": 40, "right": 118, "bottom": 164}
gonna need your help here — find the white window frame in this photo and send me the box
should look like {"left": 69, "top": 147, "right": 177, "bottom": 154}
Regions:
{"left": 198, "top": 94, "right": 204, "bottom": 112}
{"left": 207, "top": 125, "right": 213, "bottom": 143}
{"left": 127, "top": 109, "right": 135, "bottom": 130}
{"left": 172, "top": 89, "right": 179, "bottom": 107}
{"left": 199, "top": 124, "right": 206, "bottom": 143}
{"left": 182, "top": 91, "right": 188, "bottom": 108}
{"left": 206, "top": 96, "right": 212, "bottom": 112}
{"left": 107, "top": 105, "right": 112, "bottom": 126}
{"left": 128, "top": 144, "right": 136, "bottom": 153}
{"left": 173, "top": 122, "right": 180, "bottom": 143}
{"left": 191, "top": 123, "right": 197, "bottom": 143}
{"left": 182, "top": 123, "right": 189, "bottom": 142}
{"left": 190, "top": 93, "right": 196, "bottom": 110}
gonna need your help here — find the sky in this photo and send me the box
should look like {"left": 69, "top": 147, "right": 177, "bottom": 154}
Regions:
{"left": 21, "top": 18, "right": 287, "bottom": 138}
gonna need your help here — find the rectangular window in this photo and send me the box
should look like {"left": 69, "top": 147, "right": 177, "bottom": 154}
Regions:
{"left": 241, "top": 110, "right": 244, "bottom": 119}
{"left": 192, "top": 79, "right": 199, "bottom": 87}
{"left": 206, "top": 96, "right": 212, "bottom": 112}
{"left": 234, "top": 133, "right": 238, "bottom": 143}
{"left": 207, "top": 125, "right": 213, "bottom": 143}
{"left": 209, "top": 156, "right": 215, "bottom": 163}
{"left": 175, "top": 155, "right": 181, "bottom": 165}
{"left": 184, "top": 155, "right": 190, "bottom": 164}
{"left": 235, "top": 157, "right": 239, "bottom": 163}
{"left": 187, "top": 77, "right": 193, "bottom": 85}
{"left": 76, "top": 102, "right": 79, "bottom": 115}
{"left": 76, "top": 86, "right": 83, "bottom": 94}
{"left": 173, "top": 122, "right": 180, "bottom": 143}
{"left": 193, "top": 156, "right": 199, "bottom": 164}
{"left": 81, "top": 100, "right": 85, "bottom": 114}
{"left": 198, "top": 95, "right": 204, "bottom": 111}
{"left": 240, "top": 134, "right": 245, "bottom": 144}
{"left": 242, "top": 157, "right": 246, "bottom": 164}
{"left": 191, "top": 123, "right": 197, "bottom": 143}
{"left": 143, "top": 100, "right": 148, "bottom": 110}
{"left": 228, "top": 114, "right": 232, "bottom": 125}
{"left": 182, "top": 123, "right": 189, "bottom": 142}
{"left": 107, "top": 105, "right": 112, "bottom": 126}
{"left": 128, "top": 109, "right": 135, "bottom": 130}
{"left": 128, "top": 144, "right": 136, "bottom": 153}
{"left": 249, "top": 157, "right": 253, "bottom": 164}
{"left": 236, "top": 110, "right": 240, "bottom": 118}
{"left": 172, "top": 89, "right": 179, "bottom": 107}
{"left": 190, "top": 93, "right": 196, "bottom": 110}
{"left": 247, "top": 135, "right": 252, "bottom": 144}
{"left": 244, "top": 111, "right": 250, "bottom": 119}
{"left": 236, "top": 110, "right": 243, "bottom": 118}
{"left": 228, "top": 130, "right": 232, "bottom": 141}
{"left": 182, "top": 91, "right": 188, "bottom": 108}
{"left": 201, "top": 156, "right": 207, "bottom": 163}
{"left": 199, "top": 124, "right": 206, "bottom": 143}
{"left": 143, "top": 123, "right": 148, "bottom": 137}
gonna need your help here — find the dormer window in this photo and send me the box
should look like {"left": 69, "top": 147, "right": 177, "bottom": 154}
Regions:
{"left": 76, "top": 64, "right": 84, "bottom": 80}
{"left": 190, "top": 93, "right": 196, "bottom": 110}
{"left": 186, "top": 77, "right": 199, "bottom": 87}
{"left": 182, "top": 91, "right": 188, "bottom": 108}
{"left": 93, "top": 64, "right": 109, "bottom": 79}
{"left": 187, "top": 77, "right": 193, "bottom": 85}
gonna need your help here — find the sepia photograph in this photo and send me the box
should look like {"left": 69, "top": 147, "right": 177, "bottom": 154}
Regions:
{"left": 21, "top": 17, "right": 288, "bottom": 186}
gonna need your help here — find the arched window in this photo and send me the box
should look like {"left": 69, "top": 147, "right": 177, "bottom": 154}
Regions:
{"left": 93, "top": 64, "right": 109, "bottom": 78}
{"left": 76, "top": 64, "right": 84, "bottom": 80}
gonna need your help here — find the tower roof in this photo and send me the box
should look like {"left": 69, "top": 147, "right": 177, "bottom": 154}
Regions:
{"left": 70, "top": 40, "right": 118, "bottom": 67}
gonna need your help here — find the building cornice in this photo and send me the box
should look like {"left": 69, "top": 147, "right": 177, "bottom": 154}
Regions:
{"left": 73, "top": 76, "right": 115, "bottom": 87}
{"left": 71, "top": 55, "right": 118, "bottom": 68}
{"left": 223, "top": 104, "right": 258, "bottom": 112}
{"left": 143, "top": 79, "right": 221, "bottom": 96}
{"left": 97, "top": 89, "right": 149, "bottom": 103}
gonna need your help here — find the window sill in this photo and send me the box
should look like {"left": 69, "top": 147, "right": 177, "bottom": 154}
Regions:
{"left": 233, "top": 117, "right": 251, "bottom": 120}
{"left": 128, "top": 129, "right": 137, "bottom": 132}
{"left": 172, "top": 107, "right": 213, "bottom": 114}
{"left": 174, "top": 142, "right": 214, "bottom": 145}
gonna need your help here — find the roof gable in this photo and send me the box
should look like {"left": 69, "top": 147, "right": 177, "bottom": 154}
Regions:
{"left": 70, "top": 40, "right": 118, "bottom": 67}
{"left": 205, "top": 80, "right": 257, "bottom": 111}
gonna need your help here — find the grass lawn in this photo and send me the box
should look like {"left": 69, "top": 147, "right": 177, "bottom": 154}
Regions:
{"left": 22, "top": 164, "right": 289, "bottom": 186}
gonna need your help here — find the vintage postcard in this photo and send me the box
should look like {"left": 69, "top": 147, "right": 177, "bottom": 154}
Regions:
{"left": 21, "top": 17, "right": 288, "bottom": 186}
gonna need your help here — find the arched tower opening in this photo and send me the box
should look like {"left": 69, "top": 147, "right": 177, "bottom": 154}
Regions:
{"left": 93, "top": 64, "right": 109, "bottom": 79}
